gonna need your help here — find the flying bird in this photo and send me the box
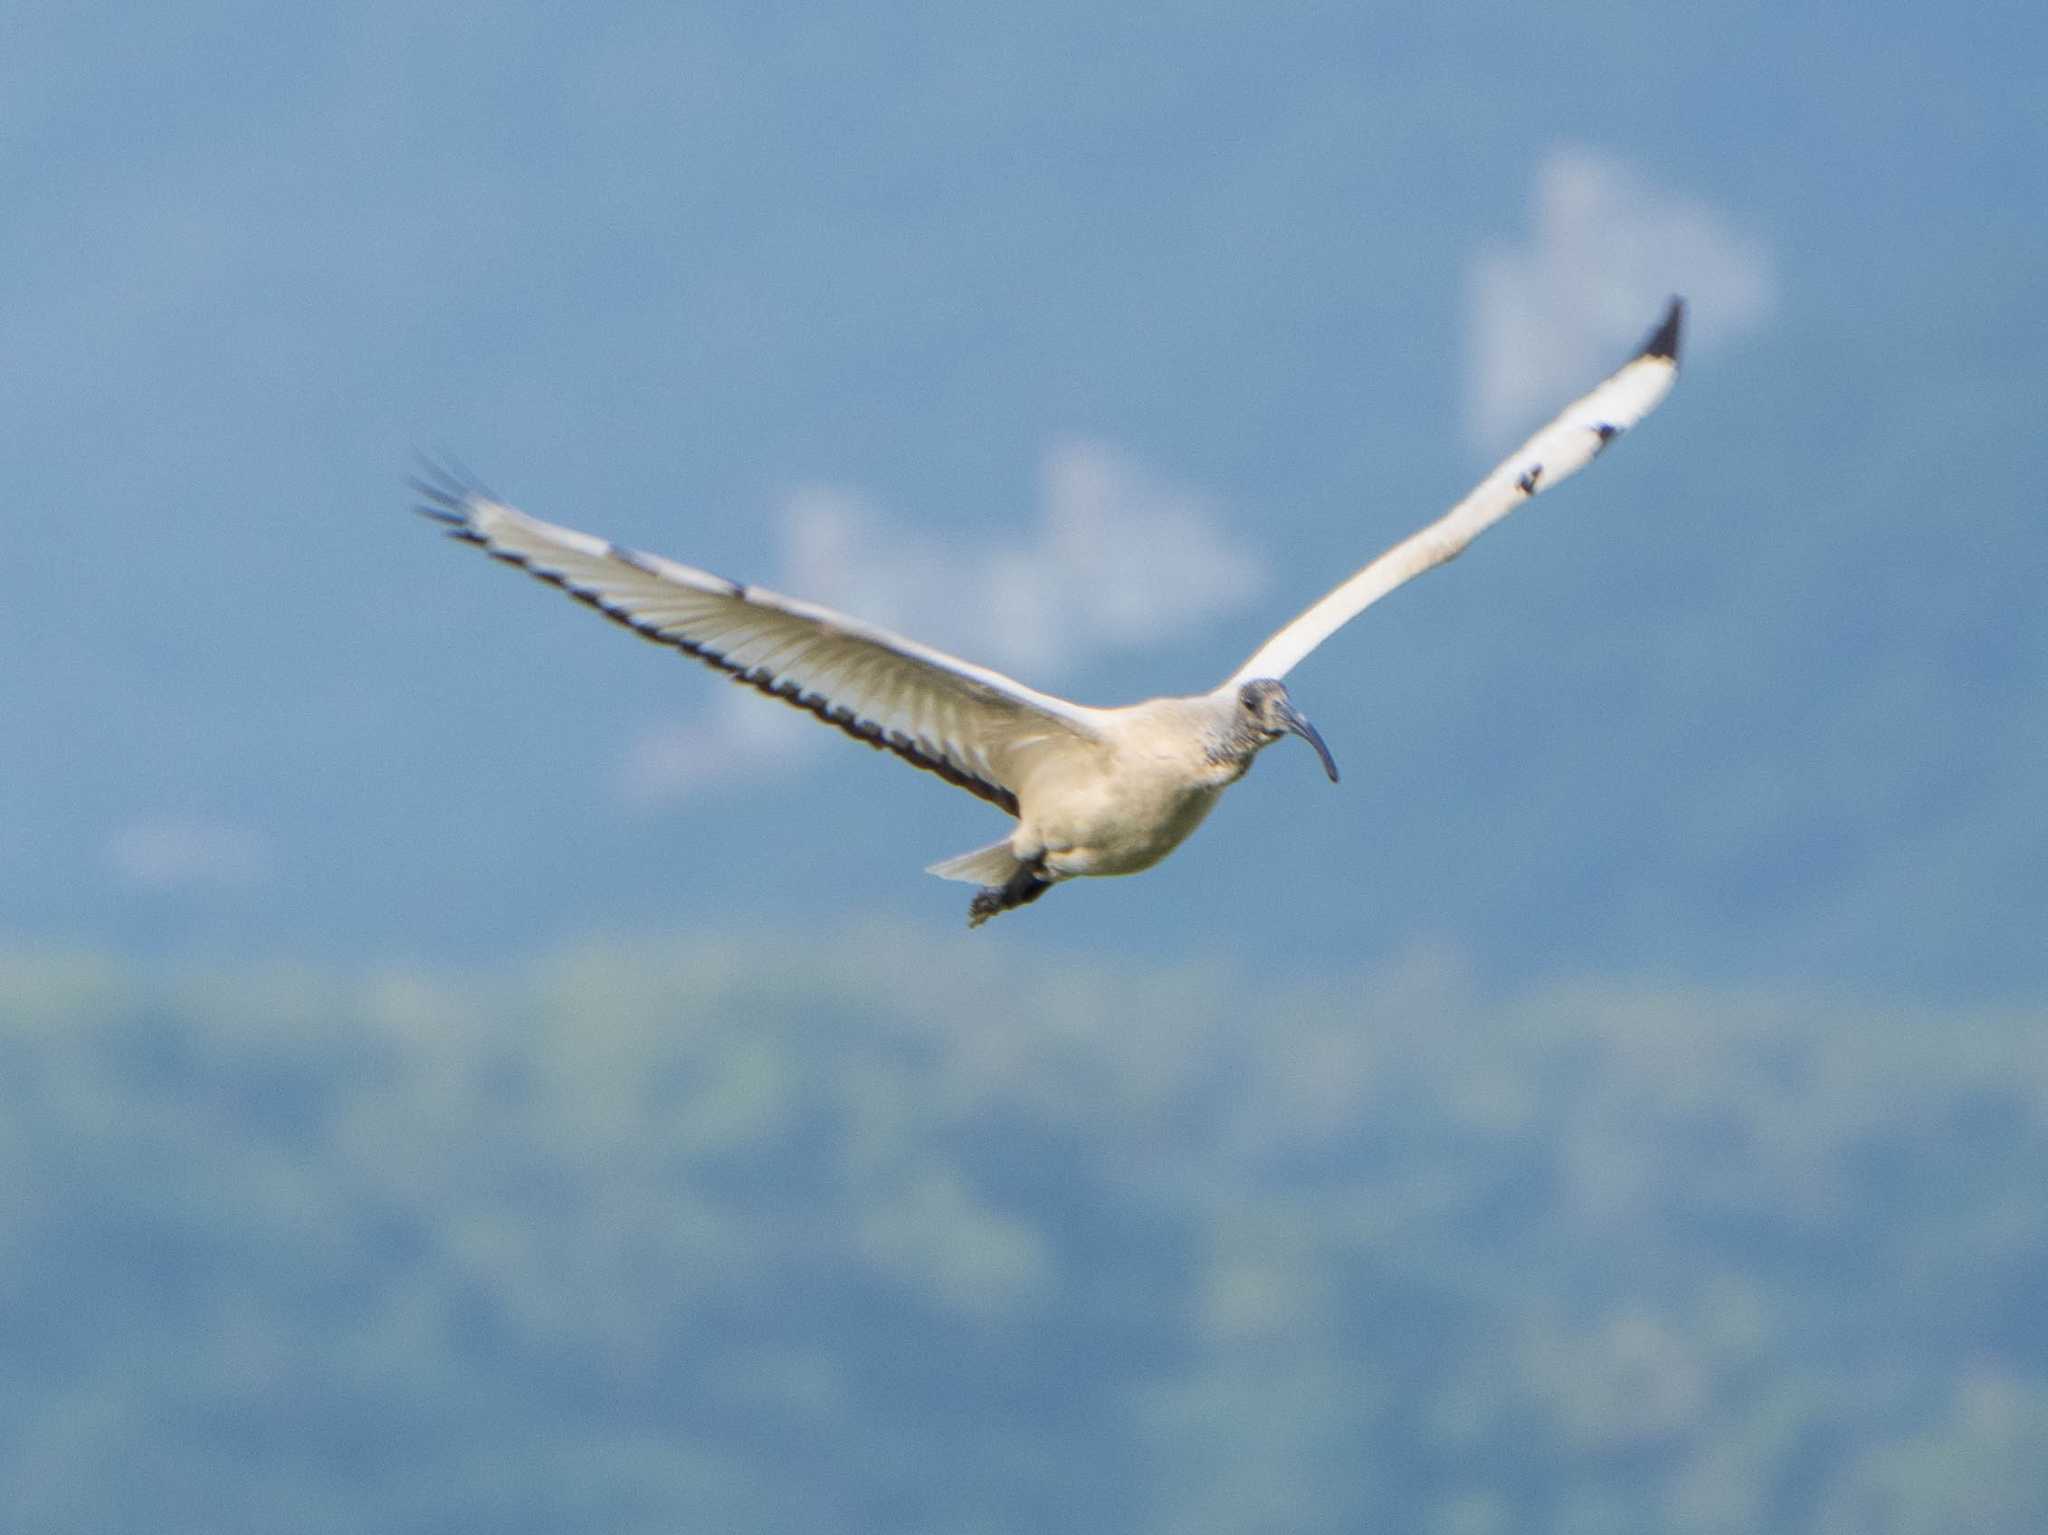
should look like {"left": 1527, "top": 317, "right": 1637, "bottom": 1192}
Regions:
{"left": 417, "top": 298, "right": 1682, "bottom": 926}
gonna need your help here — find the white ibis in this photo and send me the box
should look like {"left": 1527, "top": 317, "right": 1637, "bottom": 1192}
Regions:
{"left": 418, "top": 298, "right": 1682, "bottom": 925}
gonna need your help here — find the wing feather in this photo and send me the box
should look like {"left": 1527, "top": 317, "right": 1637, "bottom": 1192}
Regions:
{"left": 416, "top": 472, "right": 1105, "bottom": 814}
{"left": 1229, "top": 297, "right": 1684, "bottom": 685}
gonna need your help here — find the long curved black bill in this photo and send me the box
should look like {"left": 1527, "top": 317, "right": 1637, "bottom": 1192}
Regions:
{"left": 1278, "top": 702, "right": 1340, "bottom": 783}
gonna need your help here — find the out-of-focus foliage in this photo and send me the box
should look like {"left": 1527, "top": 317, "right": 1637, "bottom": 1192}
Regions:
{"left": 2, "top": 931, "right": 2042, "bottom": 1534}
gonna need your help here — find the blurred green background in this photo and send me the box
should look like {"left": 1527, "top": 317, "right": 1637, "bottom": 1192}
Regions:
{"left": 8, "top": 936, "right": 2043, "bottom": 1532}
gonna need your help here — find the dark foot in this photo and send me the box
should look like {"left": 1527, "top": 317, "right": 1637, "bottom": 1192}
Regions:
{"left": 967, "top": 861, "right": 1052, "bottom": 928}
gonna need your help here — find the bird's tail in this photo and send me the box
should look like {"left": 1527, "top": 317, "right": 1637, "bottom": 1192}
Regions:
{"left": 925, "top": 838, "right": 1023, "bottom": 886}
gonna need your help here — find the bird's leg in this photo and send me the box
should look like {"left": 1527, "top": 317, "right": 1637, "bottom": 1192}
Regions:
{"left": 966, "top": 857, "right": 1052, "bottom": 928}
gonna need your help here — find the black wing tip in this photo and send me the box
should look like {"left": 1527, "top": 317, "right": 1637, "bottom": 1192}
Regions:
{"left": 412, "top": 501, "right": 467, "bottom": 528}
{"left": 407, "top": 450, "right": 500, "bottom": 516}
{"left": 1639, "top": 296, "right": 1685, "bottom": 365}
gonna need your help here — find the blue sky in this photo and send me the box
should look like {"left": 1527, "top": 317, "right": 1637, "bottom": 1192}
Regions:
{"left": 4, "top": 1, "right": 2043, "bottom": 997}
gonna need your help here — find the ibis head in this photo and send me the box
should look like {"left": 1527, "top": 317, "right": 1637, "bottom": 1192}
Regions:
{"left": 1234, "top": 679, "right": 1340, "bottom": 783}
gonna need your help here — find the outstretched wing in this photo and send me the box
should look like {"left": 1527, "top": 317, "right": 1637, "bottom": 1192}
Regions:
{"left": 1228, "top": 297, "right": 1683, "bottom": 686}
{"left": 415, "top": 471, "right": 1106, "bottom": 815}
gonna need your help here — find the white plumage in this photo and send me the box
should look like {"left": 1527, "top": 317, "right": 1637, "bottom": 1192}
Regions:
{"left": 418, "top": 298, "right": 1682, "bottom": 925}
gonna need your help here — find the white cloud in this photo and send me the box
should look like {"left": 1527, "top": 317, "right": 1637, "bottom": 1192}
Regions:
{"left": 1467, "top": 147, "right": 1776, "bottom": 447}
{"left": 615, "top": 693, "right": 818, "bottom": 806}
{"left": 106, "top": 817, "right": 273, "bottom": 891}
{"left": 616, "top": 440, "right": 1268, "bottom": 807}
{"left": 1036, "top": 442, "right": 1272, "bottom": 659}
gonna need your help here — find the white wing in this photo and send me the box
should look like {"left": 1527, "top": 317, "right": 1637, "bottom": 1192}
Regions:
{"left": 415, "top": 471, "right": 1105, "bottom": 815}
{"left": 1228, "top": 297, "right": 1683, "bottom": 686}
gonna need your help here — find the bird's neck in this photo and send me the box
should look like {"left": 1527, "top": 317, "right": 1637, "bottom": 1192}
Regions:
{"left": 1198, "top": 701, "right": 1266, "bottom": 779}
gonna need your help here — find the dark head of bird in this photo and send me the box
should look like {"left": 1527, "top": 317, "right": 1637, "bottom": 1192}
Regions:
{"left": 1233, "top": 679, "right": 1339, "bottom": 782}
